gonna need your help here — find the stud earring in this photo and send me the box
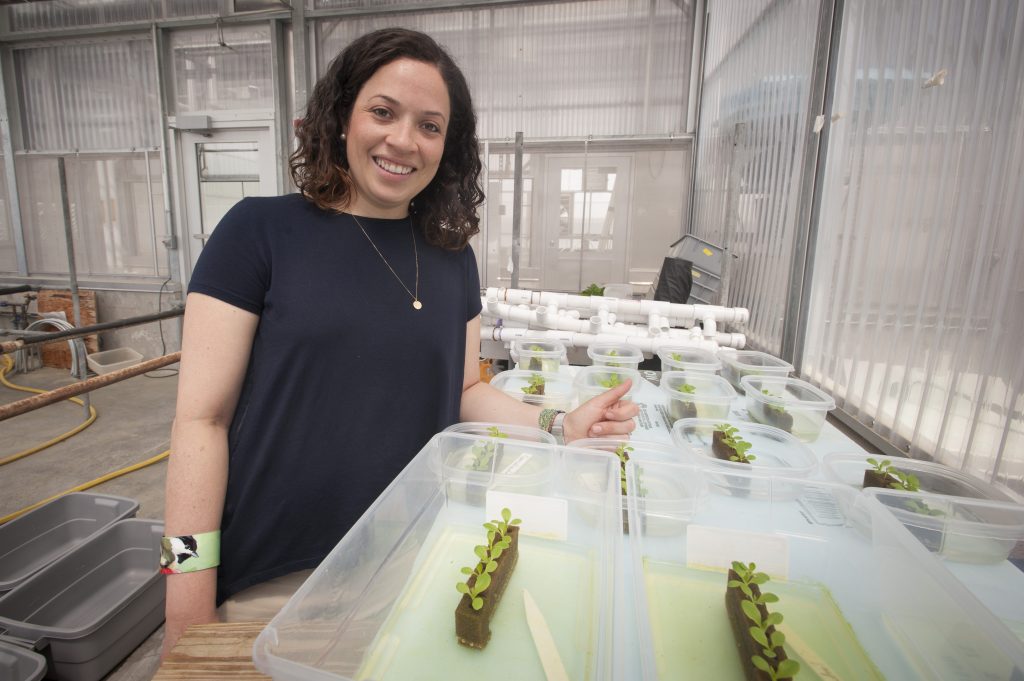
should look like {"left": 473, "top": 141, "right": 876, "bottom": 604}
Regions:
{"left": 340, "top": 132, "right": 347, "bottom": 140}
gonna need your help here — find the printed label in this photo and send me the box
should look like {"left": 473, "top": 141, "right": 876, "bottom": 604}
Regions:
{"left": 686, "top": 525, "right": 789, "bottom": 578}
{"left": 702, "top": 247, "right": 713, "bottom": 257}
{"left": 486, "top": 491, "right": 568, "bottom": 541}
{"left": 796, "top": 486, "right": 845, "bottom": 526}
{"left": 499, "top": 453, "right": 533, "bottom": 476}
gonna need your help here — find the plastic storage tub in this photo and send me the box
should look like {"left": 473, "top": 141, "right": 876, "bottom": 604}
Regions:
{"left": 573, "top": 366, "right": 642, "bottom": 404}
{"left": 625, "top": 461, "right": 1024, "bottom": 681}
{"left": 587, "top": 343, "right": 644, "bottom": 369}
{"left": 490, "top": 369, "right": 574, "bottom": 411}
{"left": 740, "top": 375, "right": 836, "bottom": 442}
{"left": 253, "top": 433, "right": 621, "bottom": 681}
{"left": 671, "top": 419, "right": 817, "bottom": 497}
{"left": 0, "top": 493, "right": 139, "bottom": 593}
{"left": 656, "top": 346, "right": 721, "bottom": 374}
{"left": 866, "top": 488, "right": 1024, "bottom": 565}
{"left": 0, "top": 641, "right": 46, "bottom": 681}
{"left": 510, "top": 339, "right": 565, "bottom": 373}
{"left": 442, "top": 422, "right": 556, "bottom": 444}
{"left": 821, "top": 452, "right": 1024, "bottom": 503}
{"left": 718, "top": 350, "right": 793, "bottom": 392}
{"left": 85, "top": 348, "right": 143, "bottom": 375}
{"left": 0, "top": 519, "right": 165, "bottom": 681}
{"left": 659, "top": 371, "right": 736, "bottom": 423}
{"left": 437, "top": 425, "right": 558, "bottom": 502}
{"left": 568, "top": 438, "right": 696, "bottom": 533}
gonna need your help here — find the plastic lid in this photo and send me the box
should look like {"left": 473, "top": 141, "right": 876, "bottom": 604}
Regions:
{"left": 443, "top": 422, "right": 556, "bottom": 444}
{"left": 586, "top": 343, "right": 643, "bottom": 364}
{"left": 572, "top": 366, "right": 642, "bottom": 400}
{"left": 740, "top": 376, "right": 836, "bottom": 411}
{"left": 671, "top": 418, "right": 817, "bottom": 477}
{"left": 511, "top": 338, "right": 566, "bottom": 359}
{"left": 657, "top": 346, "right": 722, "bottom": 372}
{"left": 489, "top": 369, "right": 575, "bottom": 408}
{"left": 718, "top": 350, "right": 794, "bottom": 372}
{"left": 660, "top": 371, "right": 737, "bottom": 405}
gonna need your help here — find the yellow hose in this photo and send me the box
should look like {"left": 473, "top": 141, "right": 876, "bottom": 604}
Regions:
{"left": 0, "top": 449, "right": 170, "bottom": 525}
{"left": 0, "top": 353, "right": 99, "bottom": 466}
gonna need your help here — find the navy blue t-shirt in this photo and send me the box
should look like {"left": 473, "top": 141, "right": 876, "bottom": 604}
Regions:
{"left": 187, "top": 194, "right": 482, "bottom": 603}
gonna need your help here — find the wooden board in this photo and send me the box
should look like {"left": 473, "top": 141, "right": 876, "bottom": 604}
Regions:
{"left": 154, "top": 621, "right": 271, "bottom": 680}
{"left": 36, "top": 289, "right": 98, "bottom": 369}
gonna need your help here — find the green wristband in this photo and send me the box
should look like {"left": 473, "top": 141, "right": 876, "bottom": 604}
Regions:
{"left": 160, "top": 530, "right": 220, "bottom": 574}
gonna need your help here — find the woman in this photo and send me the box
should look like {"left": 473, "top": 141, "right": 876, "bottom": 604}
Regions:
{"left": 162, "top": 27, "right": 636, "bottom": 655}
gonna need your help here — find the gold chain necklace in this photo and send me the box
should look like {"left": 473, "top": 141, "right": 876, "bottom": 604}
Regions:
{"left": 351, "top": 214, "right": 422, "bottom": 310}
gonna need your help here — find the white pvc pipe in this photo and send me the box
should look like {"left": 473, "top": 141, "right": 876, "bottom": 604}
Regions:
{"left": 486, "top": 287, "right": 750, "bottom": 325}
{"left": 481, "top": 325, "right": 734, "bottom": 355}
{"left": 480, "top": 300, "right": 746, "bottom": 349}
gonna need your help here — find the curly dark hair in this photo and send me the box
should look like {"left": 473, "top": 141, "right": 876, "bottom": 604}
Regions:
{"left": 290, "top": 28, "right": 483, "bottom": 251}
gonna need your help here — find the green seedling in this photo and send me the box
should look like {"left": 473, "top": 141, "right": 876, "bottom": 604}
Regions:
{"left": 670, "top": 352, "right": 683, "bottom": 362}
{"left": 903, "top": 498, "right": 945, "bottom": 517}
{"left": 580, "top": 283, "right": 605, "bottom": 296}
{"left": 598, "top": 372, "right": 625, "bottom": 389}
{"left": 867, "top": 457, "right": 922, "bottom": 492}
{"left": 456, "top": 508, "right": 522, "bottom": 610}
{"left": 521, "top": 373, "right": 546, "bottom": 396}
{"left": 716, "top": 424, "right": 756, "bottom": 463}
{"left": 761, "top": 388, "right": 788, "bottom": 414}
{"left": 677, "top": 383, "right": 697, "bottom": 395}
{"left": 730, "top": 561, "right": 800, "bottom": 681}
{"left": 469, "top": 427, "right": 508, "bottom": 471}
{"left": 614, "top": 443, "right": 635, "bottom": 494}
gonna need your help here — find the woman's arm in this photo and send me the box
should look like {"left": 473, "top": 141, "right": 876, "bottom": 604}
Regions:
{"left": 161, "top": 292, "right": 259, "bottom": 658}
{"left": 459, "top": 315, "right": 637, "bottom": 441}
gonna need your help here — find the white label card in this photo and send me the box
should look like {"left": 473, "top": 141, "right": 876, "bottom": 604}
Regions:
{"left": 686, "top": 524, "right": 789, "bottom": 578}
{"left": 486, "top": 491, "right": 568, "bottom": 542}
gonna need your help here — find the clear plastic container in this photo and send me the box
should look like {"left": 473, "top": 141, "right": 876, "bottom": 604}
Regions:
{"left": 867, "top": 488, "right": 1024, "bottom": 564}
{"left": 436, "top": 426, "right": 557, "bottom": 502}
{"left": 671, "top": 418, "right": 817, "bottom": 498}
{"left": 442, "top": 422, "right": 556, "bottom": 445}
{"left": 657, "top": 346, "right": 721, "bottom": 374}
{"left": 821, "top": 453, "right": 1024, "bottom": 503}
{"left": 659, "top": 371, "right": 736, "bottom": 423}
{"left": 740, "top": 375, "right": 836, "bottom": 442}
{"left": 718, "top": 350, "right": 793, "bottom": 392}
{"left": 511, "top": 339, "right": 566, "bottom": 373}
{"left": 568, "top": 439, "right": 695, "bottom": 533}
{"left": 490, "top": 369, "right": 575, "bottom": 411}
{"left": 573, "top": 366, "right": 642, "bottom": 404}
{"left": 626, "top": 461, "right": 1024, "bottom": 681}
{"left": 253, "top": 433, "right": 621, "bottom": 681}
{"left": 586, "top": 343, "right": 644, "bottom": 369}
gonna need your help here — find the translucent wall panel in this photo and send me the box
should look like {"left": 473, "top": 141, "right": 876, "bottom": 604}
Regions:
{"left": 16, "top": 154, "right": 168, "bottom": 278}
{"left": 690, "top": 0, "right": 822, "bottom": 351}
{"left": 479, "top": 142, "right": 689, "bottom": 293}
{"left": 6, "top": 0, "right": 220, "bottom": 32}
{"left": 15, "top": 39, "right": 160, "bottom": 151}
{"left": 0, "top": 158, "right": 16, "bottom": 273}
{"left": 803, "top": 0, "right": 1024, "bottom": 491}
{"left": 170, "top": 25, "right": 274, "bottom": 113}
{"left": 314, "top": 0, "right": 693, "bottom": 138}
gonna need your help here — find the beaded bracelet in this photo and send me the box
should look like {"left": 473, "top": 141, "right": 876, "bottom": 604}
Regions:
{"left": 538, "top": 408, "right": 565, "bottom": 434}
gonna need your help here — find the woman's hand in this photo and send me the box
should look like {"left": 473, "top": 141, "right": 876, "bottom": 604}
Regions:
{"left": 563, "top": 379, "right": 639, "bottom": 443}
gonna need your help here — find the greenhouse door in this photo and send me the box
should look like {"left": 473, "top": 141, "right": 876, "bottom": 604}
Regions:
{"left": 180, "top": 128, "right": 278, "bottom": 276}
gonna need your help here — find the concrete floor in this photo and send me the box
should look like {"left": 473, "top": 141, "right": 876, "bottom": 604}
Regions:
{"left": 1, "top": 362, "right": 177, "bottom": 681}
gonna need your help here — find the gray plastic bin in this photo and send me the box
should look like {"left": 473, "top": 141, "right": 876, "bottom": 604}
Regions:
{"left": 0, "top": 640, "right": 46, "bottom": 681}
{"left": 0, "top": 493, "right": 139, "bottom": 594}
{"left": 669, "top": 234, "right": 725, "bottom": 277}
{"left": 0, "top": 519, "right": 166, "bottom": 681}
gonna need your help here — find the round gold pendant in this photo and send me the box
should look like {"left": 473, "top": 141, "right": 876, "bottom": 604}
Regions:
{"left": 413, "top": 300, "right": 423, "bottom": 310}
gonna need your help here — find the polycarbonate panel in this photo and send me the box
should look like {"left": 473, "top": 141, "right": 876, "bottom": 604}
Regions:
{"left": 479, "top": 140, "right": 689, "bottom": 293}
{"left": 803, "top": 0, "right": 1024, "bottom": 493}
{"left": 15, "top": 39, "right": 160, "bottom": 152}
{"left": 6, "top": 0, "right": 220, "bottom": 31}
{"left": 17, "top": 154, "right": 168, "bottom": 278}
{"left": 170, "top": 25, "right": 274, "bottom": 113}
{"left": 690, "top": 0, "right": 822, "bottom": 351}
{"left": 0, "top": 158, "right": 15, "bottom": 273}
{"left": 314, "top": 0, "right": 693, "bottom": 139}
